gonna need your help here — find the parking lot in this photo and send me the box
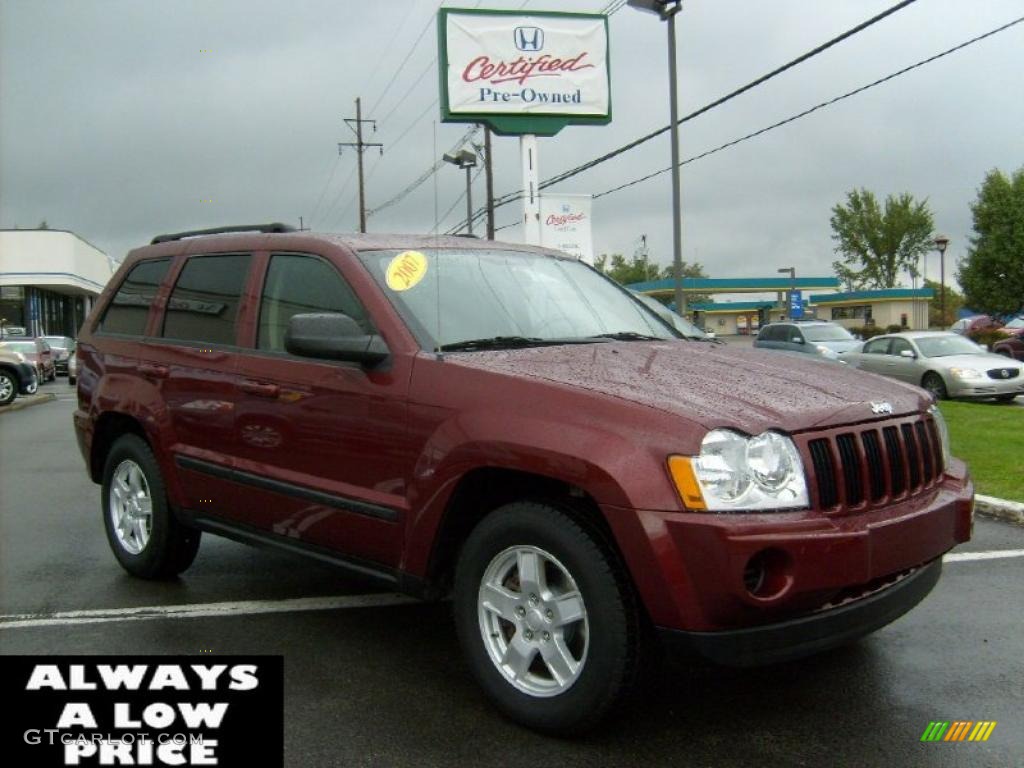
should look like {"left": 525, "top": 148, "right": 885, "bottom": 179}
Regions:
{"left": 2, "top": 384, "right": 1023, "bottom": 767}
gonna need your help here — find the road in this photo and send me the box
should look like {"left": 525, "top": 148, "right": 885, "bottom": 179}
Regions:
{"left": 2, "top": 383, "right": 1022, "bottom": 767}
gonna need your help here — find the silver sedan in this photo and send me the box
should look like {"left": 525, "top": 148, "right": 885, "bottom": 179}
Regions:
{"left": 839, "top": 331, "right": 1024, "bottom": 402}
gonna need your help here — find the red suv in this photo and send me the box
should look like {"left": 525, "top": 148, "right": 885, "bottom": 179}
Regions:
{"left": 75, "top": 225, "right": 974, "bottom": 734}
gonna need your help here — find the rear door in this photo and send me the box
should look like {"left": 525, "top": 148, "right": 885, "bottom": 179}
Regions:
{"left": 883, "top": 337, "right": 921, "bottom": 384}
{"left": 139, "top": 253, "right": 253, "bottom": 520}
{"left": 230, "top": 251, "right": 413, "bottom": 568}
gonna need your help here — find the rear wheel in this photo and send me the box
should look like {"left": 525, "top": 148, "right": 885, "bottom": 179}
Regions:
{"left": 101, "top": 434, "right": 201, "bottom": 579}
{"left": 922, "top": 372, "right": 948, "bottom": 401}
{"left": 0, "top": 371, "right": 17, "bottom": 405}
{"left": 453, "top": 501, "right": 641, "bottom": 735}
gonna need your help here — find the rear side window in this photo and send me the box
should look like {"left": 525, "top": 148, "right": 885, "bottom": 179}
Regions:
{"left": 161, "top": 254, "right": 251, "bottom": 346}
{"left": 257, "top": 253, "right": 369, "bottom": 352}
{"left": 100, "top": 259, "right": 172, "bottom": 336}
{"left": 864, "top": 338, "right": 890, "bottom": 354}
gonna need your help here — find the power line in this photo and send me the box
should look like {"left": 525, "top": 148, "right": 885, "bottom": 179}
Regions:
{"left": 592, "top": 14, "right": 1024, "bottom": 200}
{"left": 446, "top": 0, "right": 923, "bottom": 231}
{"left": 432, "top": 164, "right": 486, "bottom": 234}
{"left": 367, "top": 8, "right": 440, "bottom": 115}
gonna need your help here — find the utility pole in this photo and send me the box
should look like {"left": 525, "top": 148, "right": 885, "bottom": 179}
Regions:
{"left": 484, "top": 126, "right": 495, "bottom": 239}
{"left": 338, "top": 97, "right": 382, "bottom": 233}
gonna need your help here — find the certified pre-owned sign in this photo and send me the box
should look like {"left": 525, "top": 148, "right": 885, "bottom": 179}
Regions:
{"left": 439, "top": 8, "right": 611, "bottom": 136}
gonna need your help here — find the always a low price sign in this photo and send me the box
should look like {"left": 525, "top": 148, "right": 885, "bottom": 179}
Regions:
{"left": 3, "top": 656, "right": 283, "bottom": 766}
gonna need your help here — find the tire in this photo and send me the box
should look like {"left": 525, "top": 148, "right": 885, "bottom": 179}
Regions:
{"left": 0, "top": 371, "right": 17, "bottom": 405}
{"left": 995, "top": 394, "right": 1018, "bottom": 403}
{"left": 68, "top": 375, "right": 76, "bottom": 386}
{"left": 922, "top": 372, "right": 948, "bottom": 401}
{"left": 453, "top": 501, "right": 641, "bottom": 735}
{"left": 101, "top": 434, "right": 201, "bottom": 579}
{"left": 24, "top": 377, "right": 38, "bottom": 395}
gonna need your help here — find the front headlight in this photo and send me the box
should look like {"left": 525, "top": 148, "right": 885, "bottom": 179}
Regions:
{"left": 949, "top": 367, "right": 982, "bottom": 380}
{"left": 929, "top": 405, "right": 950, "bottom": 470}
{"left": 815, "top": 345, "right": 839, "bottom": 359}
{"left": 668, "top": 429, "right": 809, "bottom": 512}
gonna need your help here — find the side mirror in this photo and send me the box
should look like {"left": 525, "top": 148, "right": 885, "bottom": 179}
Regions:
{"left": 791, "top": 336, "right": 804, "bottom": 344}
{"left": 899, "top": 349, "right": 916, "bottom": 359}
{"left": 284, "top": 312, "right": 388, "bottom": 366}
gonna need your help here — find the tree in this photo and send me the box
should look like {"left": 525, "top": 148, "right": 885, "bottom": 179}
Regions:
{"left": 957, "top": 166, "right": 1024, "bottom": 316}
{"left": 830, "top": 189, "right": 935, "bottom": 290}
{"left": 594, "top": 253, "right": 709, "bottom": 305}
{"left": 924, "top": 279, "right": 963, "bottom": 328}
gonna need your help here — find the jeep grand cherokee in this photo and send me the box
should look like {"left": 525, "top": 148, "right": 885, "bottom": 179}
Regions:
{"left": 74, "top": 224, "right": 974, "bottom": 734}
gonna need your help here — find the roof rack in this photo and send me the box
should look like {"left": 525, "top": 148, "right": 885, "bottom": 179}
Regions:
{"left": 151, "top": 223, "right": 296, "bottom": 245}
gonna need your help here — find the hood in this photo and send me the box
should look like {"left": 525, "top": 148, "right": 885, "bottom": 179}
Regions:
{"left": 816, "top": 339, "right": 861, "bottom": 353}
{"left": 930, "top": 353, "right": 1024, "bottom": 370}
{"left": 449, "top": 341, "right": 929, "bottom": 435}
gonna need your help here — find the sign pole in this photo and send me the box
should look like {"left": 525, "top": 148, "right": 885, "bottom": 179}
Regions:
{"left": 521, "top": 133, "right": 541, "bottom": 245}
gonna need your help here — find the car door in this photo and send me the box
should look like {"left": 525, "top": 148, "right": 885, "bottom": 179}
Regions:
{"left": 883, "top": 337, "right": 921, "bottom": 384}
{"left": 854, "top": 336, "right": 891, "bottom": 373}
{"left": 138, "top": 253, "right": 253, "bottom": 520}
{"left": 230, "top": 251, "right": 413, "bottom": 568}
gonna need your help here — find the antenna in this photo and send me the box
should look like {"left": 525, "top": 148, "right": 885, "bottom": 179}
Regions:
{"left": 432, "top": 120, "right": 443, "bottom": 359}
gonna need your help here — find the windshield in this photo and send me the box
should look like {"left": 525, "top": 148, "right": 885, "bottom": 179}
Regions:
{"left": 802, "top": 325, "right": 855, "bottom": 342}
{"left": 42, "top": 337, "right": 70, "bottom": 349}
{"left": 1004, "top": 317, "right": 1024, "bottom": 330}
{"left": 915, "top": 334, "right": 985, "bottom": 358}
{"left": 631, "top": 292, "right": 707, "bottom": 338}
{"left": 358, "top": 248, "right": 678, "bottom": 349}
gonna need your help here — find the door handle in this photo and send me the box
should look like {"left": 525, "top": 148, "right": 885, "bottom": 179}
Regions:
{"left": 138, "top": 363, "right": 169, "bottom": 379}
{"left": 239, "top": 380, "right": 280, "bottom": 398}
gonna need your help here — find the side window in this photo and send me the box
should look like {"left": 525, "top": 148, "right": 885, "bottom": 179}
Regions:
{"left": 890, "top": 338, "right": 912, "bottom": 357}
{"left": 787, "top": 327, "right": 803, "bottom": 343}
{"left": 161, "top": 254, "right": 251, "bottom": 346}
{"left": 99, "top": 259, "right": 172, "bottom": 336}
{"left": 760, "top": 326, "right": 777, "bottom": 341}
{"left": 864, "top": 338, "right": 890, "bottom": 355}
{"left": 257, "top": 253, "right": 370, "bottom": 352}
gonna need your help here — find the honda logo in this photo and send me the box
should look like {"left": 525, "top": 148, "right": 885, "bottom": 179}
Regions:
{"left": 514, "top": 26, "right": 544, "bottom": 52}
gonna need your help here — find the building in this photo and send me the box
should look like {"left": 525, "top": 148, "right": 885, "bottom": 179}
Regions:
{"left": 810, "top": 288, "right": 934, "bottom": 331}
{"left": 0, "top": 229, "right": 116, "bottom": 338}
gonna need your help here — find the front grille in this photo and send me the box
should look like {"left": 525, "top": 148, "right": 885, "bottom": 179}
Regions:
{"left": 805, "top": 415, "right": 943, "bottom": 512}
{"left": 986, "top": 367, "right": 1019, "bottom": 380}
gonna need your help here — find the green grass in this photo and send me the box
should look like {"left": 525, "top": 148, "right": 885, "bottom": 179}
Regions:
{"left": 938, "top": 400, "right": 1024, "bottom": 501}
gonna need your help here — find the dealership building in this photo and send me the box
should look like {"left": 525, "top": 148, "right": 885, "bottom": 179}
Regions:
{"left": 0, "top": 229, "right": 116, "bottom": 338}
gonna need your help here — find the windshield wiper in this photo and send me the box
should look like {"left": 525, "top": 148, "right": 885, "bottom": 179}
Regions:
{"left": 588, "top": 331, "right": 663, "bottom": 342}
{"left": 439, "top": 336, "right": 599, "bottom": 352}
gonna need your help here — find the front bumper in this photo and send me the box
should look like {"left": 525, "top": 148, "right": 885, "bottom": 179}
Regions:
{"left": 948, "top": 374, "right": 1024, "bottom": 398}
{"left": 658, "top": 557, "right": 942, "bottom": 666}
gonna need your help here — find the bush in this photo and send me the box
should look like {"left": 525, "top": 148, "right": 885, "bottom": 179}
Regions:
{"left": 850, "top": 325, "right": 889, "bottom": 340}
{"left": 967, "top": 329, "right": 1006, "bottom": 350}
{"left": 886, "top": 324, "right": 903, "bottom": 333}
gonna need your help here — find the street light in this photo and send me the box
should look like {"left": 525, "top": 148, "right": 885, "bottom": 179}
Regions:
{"left": 628, "top": 0, "right": 685, "bottom": 316}
{"left": 443, "top": 149, "right": 477, "bottom": 236}
{"left": 934, "top": 234, "right": 949, "bottom": 328}
{"left": 778, "top": 267, "right": 795, "bottom": 319}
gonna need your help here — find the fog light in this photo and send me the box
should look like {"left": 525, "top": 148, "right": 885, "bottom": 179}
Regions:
{"left": 742, "top": 548, "right": 793, "bottom": 599}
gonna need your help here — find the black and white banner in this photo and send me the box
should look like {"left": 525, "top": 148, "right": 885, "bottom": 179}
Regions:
{"left": 2, "top": 656, "right": 283, "bottom": 766}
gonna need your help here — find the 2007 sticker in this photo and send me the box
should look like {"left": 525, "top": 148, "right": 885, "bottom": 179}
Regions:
{"left": 385, "top": 251, "right": 428, "bottom": 292}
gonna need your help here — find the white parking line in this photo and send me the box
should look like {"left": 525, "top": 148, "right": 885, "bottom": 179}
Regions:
{"left": 0, "top": 593, "right": 417, "bottom": 630}
{"left": 943, "top": 548, "right": 1024, "bottom": 563}
{"left": 2, "top": 550, "right": 1022, "bottom": 630}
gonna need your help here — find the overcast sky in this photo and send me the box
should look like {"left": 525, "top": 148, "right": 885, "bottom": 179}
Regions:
{"left": 2, "top": 0, "right": 1022, "bottom": 288}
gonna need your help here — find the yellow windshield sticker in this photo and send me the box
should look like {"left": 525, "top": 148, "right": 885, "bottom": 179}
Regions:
{"left": 385, "top": 250, "right": 428, "bottom": 292}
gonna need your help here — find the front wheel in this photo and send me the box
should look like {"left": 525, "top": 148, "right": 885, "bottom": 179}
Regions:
{"left": 101, "top": 434, "right": 201, "bottom": 579}
{"left": 922, "top": 372, "right": 948, "bottom": 401}
{"left": 453, "top": 501, "right": 641, "bottom": 735}
{"left": 995, "top": 394, "right": 1018, "bottom": 403}
{"left": 0, "top": 371, "right": 17, "bottom": 405}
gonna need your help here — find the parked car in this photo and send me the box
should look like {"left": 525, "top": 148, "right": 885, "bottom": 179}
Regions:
{"left": 0, "top": 347, "right": 39, "bottom": 405}
{"left": 753, "top": 320, "right": 859, "bottom": 360}
{"left": 0, "top": 325, "right": 28, "bottom": 338}
{"left": 993, "top": 334, "right": 1024, "bottom": 361}
{"left": 949, "top": 315, "right": 1002, "bottom": 335}
{"left": 630, "top": 291, "right": 724, "bottom": 344}
{"left": 0, "top": 338, "right": 55, "bottom": 382}
{"left": 74, "top": 225, "right": 973, "bottom": 734}
{"left": 839, "top": 331, "right": 1024, "bottom": 402}
{"left": 41, "top": 335, "right": 76, "bottom": 376}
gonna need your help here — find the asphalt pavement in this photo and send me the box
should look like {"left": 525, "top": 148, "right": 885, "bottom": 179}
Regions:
{"left": 1, "top": 382, "right": 1023, "bottom": 767}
